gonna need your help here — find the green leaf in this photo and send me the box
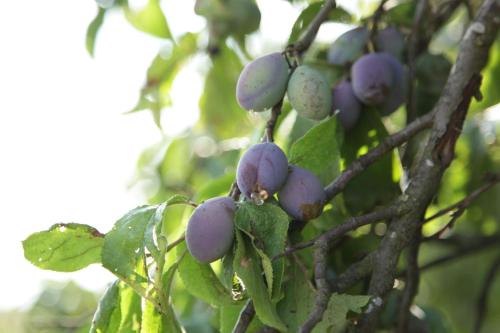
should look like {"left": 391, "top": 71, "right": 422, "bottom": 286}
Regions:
{"left": 277, "top": 259, "right": 315, "bottom": 332}
{"left": 233, "top": 231, "right": 287, "bottom": 332}
{"left": 199, "top": 45, "right": 253, "bottom": 138}
{"left": 384, "top": 2, "right": 416, "bottom": 27}
{"left": 90, "top": 281, "right": 121, "bottom": 333}
{"left": 102, "top": 206, "right": 157, "bottom": 279}
{"left": 123, "top": 0, "right": 172, "bottom": 39}
{"left": 23, "top": 223, "right": 104, "bottom": 272}
{"left": 289, "top": 116, "right": 343, "bottom": 184}
{"left": 288, "top": 2, "right": 352, "bottom": 44}
{"left": 117, "top": 281, "right": 143, "bottom": 332}
{"left": 340, "top": 109, "right": 400, "bottom": 214}
{"left": 128, "top": 33, "right": 198, "bottom": 128}
{"left": 86, "top": 7, "right": 106, "bottom": 57}
{"left": 234, "top": 202, "right": 289, "bottom": 300}
{"left": 91, "top": 281, "right": 142, "bottom": 333}
{"left": 315, "top": 293, "right": 371, "bottom": 332}
{"left": 176, "top": 241, "right": 236, "bottom": 307}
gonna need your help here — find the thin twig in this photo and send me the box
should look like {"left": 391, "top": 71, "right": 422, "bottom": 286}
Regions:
{"left": 397, "top": 234, "right": 500, "bottom": 278}
{"left": 166, "top": 235, "right": 186, "bottom": 253}
{"left": 473, "top": 253, "right": 500, "bottom": 333}
{"left": 397, "top": 229, "right": 421, "bottom": 333}
{"left": 264, "top": 100, "right": 283, "bottom": 142}
{"left": 288, "top": 0, "right": 337, "bottom": 55}
{"left": 274, "top": 205, "right": 404, "bottom": 260}
{"left": 300, "top": 237, "right": 330, "bottom": 333}
{"left": 369, "top": 0, "right": 389, "bottom": 50}
{"left": 324, "top": 111, "right": 434, "bottom": 201}
{"left": 423, "top": 174, "right": 500, "bottom": 223}
{"left": 406, "top": 0, "right": 428, "bottom": 124}
{"left": 232, "top": 300, "right": 256, "bottom": 333}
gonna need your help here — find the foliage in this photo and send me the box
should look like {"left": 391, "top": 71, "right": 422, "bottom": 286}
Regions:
{"left": 20, "top": 0, "right": 500, "bottom": 332}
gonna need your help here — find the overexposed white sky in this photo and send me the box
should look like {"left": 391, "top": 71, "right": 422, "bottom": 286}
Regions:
{"left": 0, "top": 0, "right": 373, "bottom": 310}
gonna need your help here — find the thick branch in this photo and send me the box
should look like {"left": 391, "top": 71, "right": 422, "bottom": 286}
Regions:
{"left": 324, "top": 112, "right": 433, "bottom": 201}
{"left": 356, "top": 1, "right": 500, "bottom": 330}
{"left": 289, "top": 0, "right": 336, "bottom": 54}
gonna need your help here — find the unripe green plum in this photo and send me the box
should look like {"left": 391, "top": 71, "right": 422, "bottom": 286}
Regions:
{"left": 186, "top": 197, "right": 236, "bottom": 263}
{"left": 287, "top": 65, "right": 332, "bottom": 120}
{"left": 327, "top": 27, "right": 369, "bottom": 66}
{"left": 278, "top": 165, "right": 326, "bottom": 220}
{"left": 236, "top": 53, "right": 289, "bottom": 112}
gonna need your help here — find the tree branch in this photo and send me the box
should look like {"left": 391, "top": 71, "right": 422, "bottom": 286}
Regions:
{"left": 473, "top": 253, "right": 500, "bottom": 333}
{"left": 355, "top": 1, "right": 500, "bottom": 329}
{"left": 396, "top": 229, "right": 421, "bottom": 333}
{"left": 275, "top": 205, "right": 405, "bottom": 260}
{"left": 406, "top": 0, "right": 428, "bottom": 124}
{"left": 232, "top": 300, "right": 256, "bottom": 333}
{"left": 324, "top": 111, "right": 434, "bottom": 201}
{"left": 423, "top": 173, "right": 500, "bottom": 224}
{"left": 264, "top": 100, "right": 283, "bottom": 142}
{"left": 397, "top": 234, "right": 500, "bottom": 278}
{"left": 288, "top": 0, "right": 336, "bottom": 55}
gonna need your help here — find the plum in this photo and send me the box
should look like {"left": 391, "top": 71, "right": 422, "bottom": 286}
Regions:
{"left": 351, "top": 53, "right": 394, "bottom": 105}
{"left": 236, "top": 53, "right": 289, "bottom": 112}
{"left": 374, "top": 27, "right": 405, "bottom": 60}
{"left": 287, "top": 65, "right": 332, "bottom": 120}
{"left": 236, "top": 142, "right": 289, "bottom": 203}
{"left": 278, "top": 165, "right": 326, "bottom": 220}
{"left": 379, "top": 53, "right": 407, "bottom": 115}
{"left": 186, "top": 196, "right": 236, "bottom": 263}
{"left": 332, "top": 80, "right": 362, "bottom": 130}
{"left": 327, "top": 27, "right": 369, "bottom": 66}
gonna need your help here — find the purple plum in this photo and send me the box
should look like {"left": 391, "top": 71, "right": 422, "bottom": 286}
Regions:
{"left": 186, "top": 196, "right": 236, "bottom": 263}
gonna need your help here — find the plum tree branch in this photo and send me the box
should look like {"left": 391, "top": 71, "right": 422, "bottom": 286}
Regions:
{"left": 406, "top": 0, "right": 428, "bottom": 123}
{"left": 473, "top": 253, "right": 500, "bottom": 333}
{"left": 423, "top": 173, "right": 500, "bottom": 224}
{"left": 264, "top": 99, "right": 283, "bottom": 142}
{"left": 274, "top": 205, "right": 405, "bottom": 261}
{"left": 288, "top": 0, "right": 336, "bottom": 55}
{"left": 355, "top": 1, "right": 500, "bottom": 329}
{"left": 233, "top": 300, "right": 256, "bottom": 333}
{"left": 324, "top": 111, "right": 434, "bottom": 201}
{"left": 397, "top": 234, "right": 500, "bottom": 278}
{"left": 396, "top": 230, "right": 421, "bottom": 333}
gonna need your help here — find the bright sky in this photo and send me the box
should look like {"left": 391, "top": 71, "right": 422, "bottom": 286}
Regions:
{"left": 0, "top": 0, "right": 380, "bottom": 311}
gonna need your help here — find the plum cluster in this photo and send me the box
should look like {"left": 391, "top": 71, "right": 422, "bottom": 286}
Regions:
{"left": 235, "top": 26, "right": 407, "bottom": 131}
{"left": 186, "top": 26, "right": 409, "bottom": 264}
{"left": 236, "top": 143, "right": 326, "bottom": 221}
{"left": 236, "top": 54, "right": 332, "bottom": 121}
{"left": 186, "top": 142, "right": 326, "bottom": 263}
{"left": 329, "top": 26, "right": 407, "bottom": 129}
